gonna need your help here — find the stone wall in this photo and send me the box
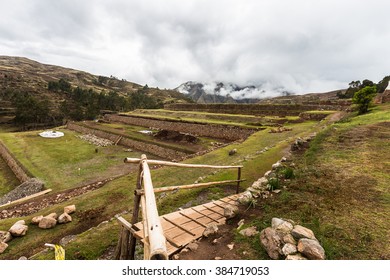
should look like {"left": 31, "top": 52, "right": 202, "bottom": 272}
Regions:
{"left": 104, "top": 114, "right": 256, "bottom": 141}
{"left": 0, "top": 140, "right": 31, "bottom": 183}
{"left": 66, "top": 122, "right": 188, "bottom": 161}
{"left": 164, "top": 103, "right": 348, "bottom": 116}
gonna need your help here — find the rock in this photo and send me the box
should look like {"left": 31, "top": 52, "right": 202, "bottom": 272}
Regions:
{"left": 282, "top": 243, "right": 297, "bottom": 256}
{"left": 215, "top": 257, "right": 222, "bottom": 260}
{"left": 297, "top": 238, "right": 326, "bottom": 260}
{"left": 203, "top": 223, "right": 218, "bottom": 237}
{"left": 272, "top": 162, "right": 282, "bottom": 170}
{"left": 9, "top": 221, "right": 28, "bottom": 237}
{"left": 271, "top": 218, "right": 285, "bottom": 229}
{"left": 186, "top": 242, "right": 199, "bottom": 251}
{"left": 38, "top": 217, "right": 57, "bottom": 229}
{"left": 291, "top": 225, "right": 316, "bottom": 240}
{"left": 264, "top": 170, "right": 272, "bottom": 177}
{"left": 227, "top": 243, "right": 234, "bottom": 250}
{"left": 64, "top": 205, "right": 76, "bottom": 214}
{"left": 0, "top": 231, "right": 12, "bottom": 243}
{"left": 58, "top": 213, "right": 72, "bottom": 224}
{"left": 0, "top": 241, "right": 8, "bottom": 254}
{"left": 283, "top": 233, "right": 297, "bottom": 245}
{"left": 275, "top": 221, "right": 294, "bottom": 234}
{"left": 172, "top": 254, "right": 180, "bottom": 260}
{"left": 59, "top": 235, "right": 77, "bottom": 246}
{"left": 280, "top": 157, "right": 287, "bottom": 162}
{"left": 285, "top": 253, "right": 308, "bottom": 260}
{"left": 228, "top": 149, "right": 237, "bottom": 156}
{"left": 260, "top": 227, "right": 283, "bottom": 260}
{"left": 239, "top": 226, "right": 259, "bottom": 237}
{"left": 18, "top": 256, "right": 28, "bottom": 260}
{"left": 224, "top": 205, "right": 239, "bottom": 219}
{"left": 31, "top": 215, "right": 44, "bottom": 225}
{"left": 47, "top": 213, "right": 58, "bottom": 220}
{"left": 237, "top": 191, "right": 253, "bottom": 205}
{"left": 251, "top": 177, "right": 268, "bottom": 190}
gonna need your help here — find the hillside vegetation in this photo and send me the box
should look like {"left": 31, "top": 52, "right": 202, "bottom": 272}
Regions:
{"left": 0, "top": 56, "right": 191, "bottom": 129}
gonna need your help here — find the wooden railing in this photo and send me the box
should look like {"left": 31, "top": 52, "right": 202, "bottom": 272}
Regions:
{"left": 115, "top": 154, "right": 243, "bottom": 260}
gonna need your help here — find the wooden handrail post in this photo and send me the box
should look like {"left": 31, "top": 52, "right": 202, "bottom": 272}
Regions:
{"left": 140, "top": 154, "right": 168, "bottom": 260}
{"left": 236, "top": 167, "right": 242, "bottom": 194}
{"left": 128, "top": 161, "right": 144, "bottom": 260}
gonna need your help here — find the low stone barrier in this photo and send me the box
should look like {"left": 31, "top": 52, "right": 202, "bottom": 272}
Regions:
{"left": 67, "top": 122, "right": 188, "bottom": 160}
{"left": 0, "top": 140, "right": 32, "bottom": 183}
{"left": 104, "top": 114, "right": 256, "bottom": 141}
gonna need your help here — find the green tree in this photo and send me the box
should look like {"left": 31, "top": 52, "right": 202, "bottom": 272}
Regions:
{"left": 352, "top": 85, "right": 377, "bottom": 114}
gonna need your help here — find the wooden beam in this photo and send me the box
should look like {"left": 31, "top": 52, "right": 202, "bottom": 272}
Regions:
{"left": 140, "top": 154, "right": 168, "bottom": 260}
{"left": 179, "top": 212, "right": 207, "bottom": 228}
{"left": 0, "top": 189, "right": 52, "bottom": 210}
{"left": 135, "top": 179, "right": 246, "bottom": 195}
{"left": 116, "top": 216, "right": 137, "bottom": 235}
{"left": 191, "top": 207, "right": 220, "bottom": 223}
{"left": 125, "top": 157, "right": 243, "bottom": 169}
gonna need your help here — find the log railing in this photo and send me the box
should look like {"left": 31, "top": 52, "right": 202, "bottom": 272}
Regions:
{"left": 115, "top": 154, "right": 243, "bottom": 260}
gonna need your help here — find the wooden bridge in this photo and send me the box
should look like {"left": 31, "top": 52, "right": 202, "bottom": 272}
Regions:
{"left": 114, "top": 155, "right": 243, "bottom": 260}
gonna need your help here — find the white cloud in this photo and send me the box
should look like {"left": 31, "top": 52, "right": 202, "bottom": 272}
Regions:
{"left": 1, "top": 0, "right": 389, "bottom": 95}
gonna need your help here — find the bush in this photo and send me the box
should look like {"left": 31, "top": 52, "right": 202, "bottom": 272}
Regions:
{"left": 352, "top": 85, "right": 377, "bottom": 115}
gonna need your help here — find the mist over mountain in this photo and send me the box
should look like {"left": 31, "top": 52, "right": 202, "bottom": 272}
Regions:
{"left": 175, "top": 81, "right": 293, "bottom": 103}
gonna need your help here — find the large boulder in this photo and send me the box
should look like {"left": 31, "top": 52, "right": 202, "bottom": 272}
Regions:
{"left": 0, "top": 241, "right": 8, "bottom": 254}
{"left": 203, "top": 223, "right": 218, "bottom": 237}
{"left": 259, "top": 227, "right": 282, "bottom": 260}
{"left": 38, "top": 217, "right": 57, "bottom": 229}
{"left": 58, "top": 213, "right": 72, "bottom": 224}
{"left": 282, "top": 243, "right": 297, "bottom": 256}
{"left": 297, "top": 238, "right": 326, "bottom": 260}
{"left": 291, "top": 225, "right": 316, "bottom": 240}
{"left": 224, "top": 205, "right": 239, "bottom": 220}
{"left": 31, "top": 215, "right": 43, "bottom": 225}
{"left": 9, "top": 220, "right": 28, "bottom": 237}
{"left": 64, "top": 205, "right": 76, "bottom": 214}
{"left": 0, "top": 231, "right": 12, "bottom": 243}
{"left": 239, "top": 226, "right": 259, "bottom": 237}
{"left": 237, "top": 191, "right": 253, "bottom": 205}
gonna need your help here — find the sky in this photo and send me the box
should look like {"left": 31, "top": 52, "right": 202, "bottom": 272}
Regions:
{"left": 1, "top": 0, "right": 390, "bottom": 95}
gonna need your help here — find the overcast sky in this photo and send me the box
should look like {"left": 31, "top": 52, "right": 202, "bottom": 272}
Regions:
{"left": 1, "top": 0, "right": 389, "bottom": 94}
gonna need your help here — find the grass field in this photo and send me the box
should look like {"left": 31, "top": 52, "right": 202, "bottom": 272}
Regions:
{"left": 0, "top": 128, "right": 141, "bottom": 192}
{"left": 1, "top": 105, "right": 388, "bottom": 260}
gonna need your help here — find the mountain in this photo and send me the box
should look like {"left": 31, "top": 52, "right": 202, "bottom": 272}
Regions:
{"left": 0, "top": 56, "right": 190, "bottom": 127}
{"left": 175, "top": 81, "right": 293, "bottom": 104}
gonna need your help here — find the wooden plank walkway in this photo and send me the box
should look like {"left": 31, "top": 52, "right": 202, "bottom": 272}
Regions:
{"left": 133, "top": 193, "right": 240, "bottom": 256}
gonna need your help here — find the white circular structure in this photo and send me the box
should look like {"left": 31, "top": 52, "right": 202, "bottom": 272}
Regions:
{"left": 39, "top": 130, "right": 65, "bottom": 138}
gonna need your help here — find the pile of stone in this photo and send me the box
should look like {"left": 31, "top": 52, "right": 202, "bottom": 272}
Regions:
{"left": 290, "top": 134, "right": 316, "bottom": 151}
{"left": 0, "top": 220, "right": 28, "bottom": 254}
{"left": 77, "top": 134, "right": 113, "bottom": 147}
{"left": 32, "top": 205, "right": 76, "bottom": 229}
{"left": 0, "top": 205, "right": 76, "bottom": 255}
{"left": 238, "top": 156, "right": 289, "bottom": 205}
{"left": 260, "top": 217, "right": 326, "bottom": 260}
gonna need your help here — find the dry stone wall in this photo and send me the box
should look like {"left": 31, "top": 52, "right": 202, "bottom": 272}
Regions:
{"left": 104, "top": 114, "right": 256, "bottom": 141}
{"left": 164, "top": 103, "right": 347, "bottom": 116}
{"left": 0, "top": 140, "right": 31, "bottom": 183}
{"left": 67, "top": 122, "right": 188, "bottom": 160}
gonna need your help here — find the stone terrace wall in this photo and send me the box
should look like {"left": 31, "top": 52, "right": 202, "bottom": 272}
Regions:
{"left": 104, "top": 114, "right": 256, "bottom": 141}
{"left": 164, "top": 103, "right": 346, "bottom": 116}
{"left": 67, "top": 122, "right": 188, "bottom": 161}
{"left": 0, "top": 140, "right": 31, "bottom": 183}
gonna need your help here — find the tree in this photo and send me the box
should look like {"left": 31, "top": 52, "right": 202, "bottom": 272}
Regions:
{"left": 352, "top": 85, "right": 377, "bottom": 114}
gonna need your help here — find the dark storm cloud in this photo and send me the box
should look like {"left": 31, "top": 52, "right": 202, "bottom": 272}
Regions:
{"left": 1, "top": 0, "right": 390, "bottom": 94}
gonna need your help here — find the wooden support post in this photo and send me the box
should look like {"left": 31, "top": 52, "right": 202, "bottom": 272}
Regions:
{"left": 236, "top": 167, "right": 242, "bottom": 194}
{"left": 128, "top": 162, "right": 144, "bottom": 260}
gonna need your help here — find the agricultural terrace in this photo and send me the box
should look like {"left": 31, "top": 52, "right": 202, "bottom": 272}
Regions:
{"left": 0, "top": 107, "right": 325, "bottom": 260}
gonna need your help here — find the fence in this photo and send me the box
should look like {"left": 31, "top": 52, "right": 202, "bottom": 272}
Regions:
{"left": 115, "top": 154, "right": 243, "bottom": 260}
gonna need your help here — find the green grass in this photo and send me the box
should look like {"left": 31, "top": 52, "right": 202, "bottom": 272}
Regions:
{"left": 0, "top": 116, "right": 323, "bottom": 260}
{"left": 0, "top": 128, "right": 139, "bottom": 192}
